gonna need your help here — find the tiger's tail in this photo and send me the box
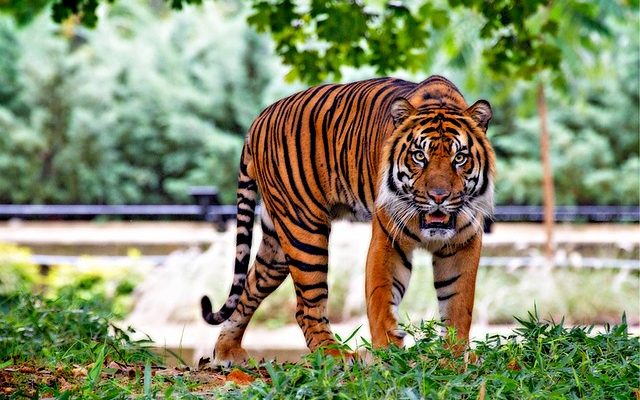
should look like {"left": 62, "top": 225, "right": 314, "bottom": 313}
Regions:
{"left": 201, "top": 144, "right": 257, "bottom": 325}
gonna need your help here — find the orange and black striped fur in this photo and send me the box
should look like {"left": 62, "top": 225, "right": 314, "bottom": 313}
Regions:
{"left": 201, "top": 75, "right": 495, "bottom": 365}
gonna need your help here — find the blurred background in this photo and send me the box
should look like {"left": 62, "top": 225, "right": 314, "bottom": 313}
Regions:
{"left": 0, "top": 0, "right": 637, "bottom": 363}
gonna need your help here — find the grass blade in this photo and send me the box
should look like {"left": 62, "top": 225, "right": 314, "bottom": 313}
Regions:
{"left": 143, "top": 361, "right": 152, "bottom": 398}
{"left": 87, "top": 344, "right": 106, "bottom": 389}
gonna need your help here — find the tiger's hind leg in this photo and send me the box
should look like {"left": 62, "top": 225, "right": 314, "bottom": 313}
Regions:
{"left": 213, "top": 215, "right": 289, "bottom": 366}
{"left": 268, "top": 215, "right": 339, "bottom": 354}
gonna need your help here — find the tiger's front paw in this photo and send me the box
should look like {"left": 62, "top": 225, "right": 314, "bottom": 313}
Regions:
{"left": 371, "top": 325, "right": 406, "bottom": 348}
{"left": 322, "top": 347, "right": 355, "bottom": 364}
{"left": 388, "top": 328, "right": 407, "bottom": 347}
{"left": 213, "top": 343, "right": 249, "bottom": 367}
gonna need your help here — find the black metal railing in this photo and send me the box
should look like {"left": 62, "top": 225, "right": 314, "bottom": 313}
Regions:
{"left": 0, "top": 188, "right": 637, "bottom": 223}
{"left": 492, "top": 205, "right": 639, "bottom": 223}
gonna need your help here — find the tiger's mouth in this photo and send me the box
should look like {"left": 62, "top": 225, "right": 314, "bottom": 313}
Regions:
{"left": 420, "top": 210, "right": 455, "bottom": 231}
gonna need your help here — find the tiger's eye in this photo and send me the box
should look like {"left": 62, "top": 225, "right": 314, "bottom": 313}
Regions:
{"left": 413, "top": 151, "right": 425, "bottom": 164}
{"left": 454, "top": 153, "right": 467, "bottom": 165}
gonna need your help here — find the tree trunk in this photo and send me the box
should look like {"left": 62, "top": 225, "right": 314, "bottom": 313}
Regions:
{"left": 537, "top": 82, "right": 555, "bottom": 263}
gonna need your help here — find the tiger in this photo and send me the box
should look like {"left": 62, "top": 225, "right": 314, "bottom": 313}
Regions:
{"left": 201, "top": 75, "right": 495, "bottom": 365}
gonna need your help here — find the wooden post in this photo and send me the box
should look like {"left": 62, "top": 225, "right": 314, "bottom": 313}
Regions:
{"left": 537, "top": 82, "right": 555, "bottom": 262}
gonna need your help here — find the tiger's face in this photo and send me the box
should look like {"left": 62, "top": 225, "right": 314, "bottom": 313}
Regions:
{"left": 378, "top": 98, "right": 495, "bottom": 241}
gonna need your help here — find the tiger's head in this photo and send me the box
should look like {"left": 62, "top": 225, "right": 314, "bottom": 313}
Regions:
{"left": 377, "top": 89, "right": 495, "bottom": 242}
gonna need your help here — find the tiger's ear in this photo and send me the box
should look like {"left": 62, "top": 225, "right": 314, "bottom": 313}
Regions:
{"left": 466, "top": 100, "right": 492, "bottom": 131}
{"left": 390, "top": 98, "right": 417, "bottom": 127}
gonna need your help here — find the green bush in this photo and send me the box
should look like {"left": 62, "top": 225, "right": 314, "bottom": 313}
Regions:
{"left": 0, "top": 2, "right": 276, "bottom": 205}
{"left": 0, "top": 242, "right": 147, "bottom": 317}
{"left": 0, "top": 243, "right": 40, "bottom": 301}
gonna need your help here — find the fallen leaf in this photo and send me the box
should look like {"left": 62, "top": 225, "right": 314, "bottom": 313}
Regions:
{"left": 155, "top": 368, "right": 183, "bottom": 378}
{"left": 71, "top": 366, "right": 87, "bottom": 378}
{"left": 477, "top": 381, "right": 486, "bottom": 400}
{"left": 18, "top": 366, "right": 36, "bottom": 373}
{"left": 507, "top": 358, "right": 521, "bottom": 372}
{"left": 226, "top": 369, "right": 255, "bottom": 385}
{"left": 59, "top": 377, "right": 75, "bottom": 392}
{"left": 465, "top": 351, "right": 479, "bottom": 365}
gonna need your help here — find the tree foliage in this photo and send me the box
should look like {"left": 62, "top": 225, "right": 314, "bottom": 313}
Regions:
{"left": 488, "top": 12, "right": 639, "bottom": 205}
{"left": 4, "top": 0, "right": 628, "bottom": 83}
{"left": 0, "top": 2, "right": 281, "bottom": 204}
{"left": 0, "top": 0, "right": 637, "bottom": 206}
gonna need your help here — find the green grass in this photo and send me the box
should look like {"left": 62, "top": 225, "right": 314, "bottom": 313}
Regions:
{"left": 0, "top": 292, "right": 156, "bottom": 367}
{"left": 0, "top": 292, "right": 161, "bottom": 398}
{"left": 223, "top": 315, "right": 639, "bottom": 400}
{"left": 1, "top": 292, "right": 638, "bottom": 399}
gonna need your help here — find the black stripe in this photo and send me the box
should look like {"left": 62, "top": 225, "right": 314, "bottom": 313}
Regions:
{"left": 364, "top": 84, "right": 402, "bottom": 202}
{"left": 236, "top": 254, "right": 250, "bottom": 265}
{"left": 236, "top": 197, "right": 255, "bottom": 210}
{"left": 433, "top": 274, "right": 461, "bottom": 289}
{"left": 300, "top": 292, "right": 329, "bottom": 306}
{"left": 392, "top": 278, "right": 406, "bottom": 301}
{"left": 401, "top": 222, "right": 422, "bottom": 243}
{"left": 295, "top": 281, "right": 328, "bottom": 292}
{"left": 253, "top": 266, "right": 283, "bottom": 293}
{"left": 477, "top": 142, "right": 491, "bottom": 196}
{"left": 433, "top": 247, "right": 459, "bottom": 258}
{"left": 237, "top": 208, "right": 254, "bottom": 219}
{"left": 376, "top": 215, "right": 412, "bottom": 271}
{"left": 261, "top": 222, "right": 276, "bottom": 236}
{"left": 255, "top": 255, "right": 286, "bottom": 269}
{"left": 290, "top": 86, "right": 332, "bottom": 212}
{"left": 301, "top": 314, "right": 329, "bottom": 324}
{"left": 237, "top": 180, "right": 257, "bottom": 190}
{"left": 389, "top": 330, "right": 406, "bottom": 340}
{"left": 437, "top": 292, "right": 458, "bottom": 301}
{"left": 236, "top": 233, "right": 252, "bottom": 246}
{"left": 229, "top": 282, "right": 244, "bottom": 296}
{"left": 288, "top": 258, "right": 328, "bottom": 273}
{"left": 305, "top": 85, "right": 342, "bottom": 204}
{"left": 457, "top": 219, "right": 474, "bottom": 232}
{"left": 273, "top": 212, "right": 329, "bottom": 255}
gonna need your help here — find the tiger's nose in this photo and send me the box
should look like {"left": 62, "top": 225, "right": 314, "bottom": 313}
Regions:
{"left": 427, "top": 188, "right": 450, "bottom": 204}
